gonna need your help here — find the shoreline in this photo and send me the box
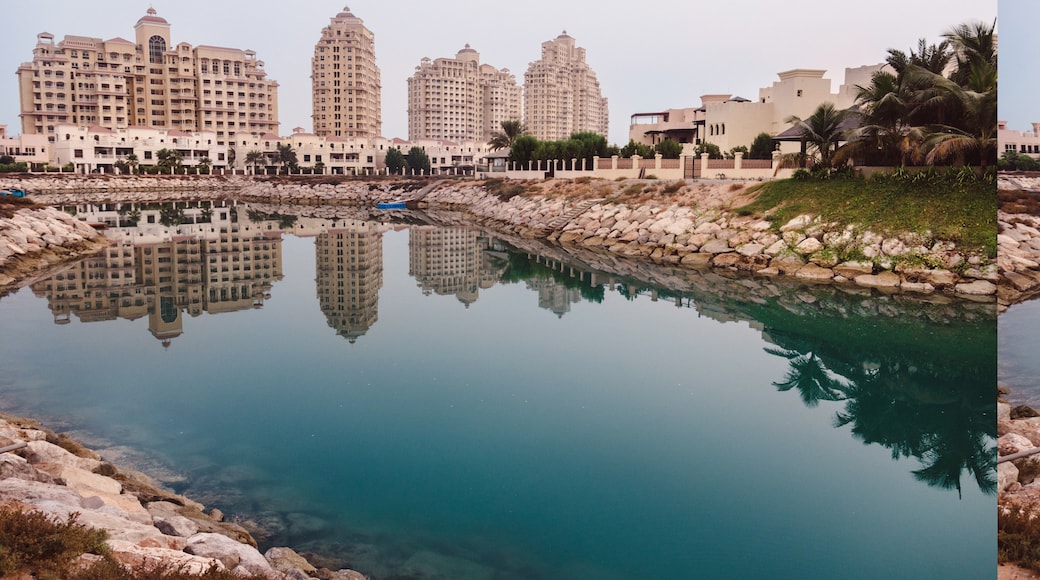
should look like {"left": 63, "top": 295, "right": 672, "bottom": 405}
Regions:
{"left": 1, "top": 174, "right": 1001, "bottom": 305}
{"left": 0, "top": 411, "right": 365, "bottom": 578}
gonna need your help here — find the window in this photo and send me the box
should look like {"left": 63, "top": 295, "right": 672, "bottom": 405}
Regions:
{"left": 148, "top": 35, "right": 167, "bottom": 64}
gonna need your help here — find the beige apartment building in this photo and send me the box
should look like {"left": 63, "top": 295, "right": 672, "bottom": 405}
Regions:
{"left": 523, "top": 32, "right": 608, "bottom": 141}
{"left": 312, "top": 7, "right": 381, "bottom": 139}
{"left": 16, "top": 8, "right": 278, "bottom": 145}
{"left": 407, "top": 45, "right": 521, "bottom": 143}
{"left": 315, "top": 221, "right": 385, "bottom": 343}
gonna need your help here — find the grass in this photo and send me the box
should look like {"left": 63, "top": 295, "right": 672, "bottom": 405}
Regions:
{"left": 0, "top": 505, "right": 271, "bottom": 579}
{"left": 483, "top": 178, "right": 529, "bottom": 201}
{"left": 735, "top": 177, "right": 996, "bottom": 257}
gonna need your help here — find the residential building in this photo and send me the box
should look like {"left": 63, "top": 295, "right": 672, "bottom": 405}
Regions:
{"left": 16, "top": 8, "right": 278, "bottom": 144}
{"left": 0, "top": 124, "right": 50, "bottom": 166}
{"left": 409, "top": 226, "right": 501, "bottom": 306}
{"left": 51, "top": 123, "right": 228, "bottom": 173}
{"left": 628, "top": 64, "right": 887, "bottom": 155}
{"left": 315, "top": 221, "right": 385, "bottom": 343}
{"left": 523, "top": 32, "right": 608, "bottom": 141}
{"left": 407, "top": 45, "right": 521, "bottom": 143}
{"left": 312, "top": 6, "right": 381, "bottom": 139}
{"left": 998, "top": 121, "right": 1040, "bottom": 160}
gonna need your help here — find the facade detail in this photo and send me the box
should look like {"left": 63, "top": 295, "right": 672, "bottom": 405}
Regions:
{"left": 0, "top": 124, "right": 49, "bottom": 166}
{"left": 998, "top": 121, "right": 1040, "bottom": 160}
{"left": 523, "top": 32, "right": 608, "bottom": 141}
{"left": 312, "top": 7, "right": 381, "bottom": 139}
{"left": 51, "top": 123, "right": 228, "bottom": 174}
{"left": 16, "top": 8, "right": 278, "bottom": 144}
{"left": 407, "top": 45, "right": 521, "bottom": 143}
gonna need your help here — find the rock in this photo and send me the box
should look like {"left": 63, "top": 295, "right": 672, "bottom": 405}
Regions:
{"left": 1005, "top": 271, "right": 1040, "bottom": 292}
{"left": 763, "top": 240, "right": 787, "bottom": 256}
{"left": 769, "top": 255, "right": 805, "bottom": 275}
{"left": 899, "top": 281, "right": 935, "bottom": 294}
{"left": 0, "top": 476, "right": 84, "bottom": 507}
{"left": 1000, "top": 462, "right": 1020, "bottom": 492}
{"left": 265, "top": 547, "right": 318, "bottom": 575}
{"left": 833, "top": 261, "right": 874, "bottom": 278}
{"left": 954, "top": 280, "right": 996, "bottom": 296}
{"left": 155, "top": 515, "right": 200, "bottom": 538}
{"left": 922, "top": 269, "right": 957, "bottom": 287}
{"left": 712, "top": 253, "right": 743, "bottom": 268}
{"left": 0, "top": 453, "right": 54, "bottom": 484}
{"left": 107, "top": 539, "right": 225, "bottom": 576}
{"left": 185, "top": 532, "right": 274, "bottom": 576}
{"left": 795, "top": 237, "right": 823, "bottom": 254}
{"left": 23, "top": 440, "right": 102, "bottom": 472}
{"left": 699, "top": 239, "right": 732, "bottom": 254}
{"left": 1000, "top": 433, "right": 1037, "bottom": 456}
{"left": 780, "top": 214, "right": 813, "bottom": 232}
{"left": 794, "top": 264, "right": 834, "bottom": 281}
{"left": 680, "top": 253, "right": 712, "bottom": 267}
{"left": 881, "top": 238, "right": 908, "bottom": 256}
{"left": 854, "top": 272, "right": 901, "bottom": 289}
{"left": 1013, "top": 406, "right": 1040, "bottom": 420}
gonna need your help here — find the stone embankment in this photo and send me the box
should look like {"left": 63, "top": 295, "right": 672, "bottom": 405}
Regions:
{"left": 0, "top": 414, "right": 364, "bottom": 579}
{"left": 1, "top": 174, "right": 1000, "bottom": 300}
{"left": 0, "top": 204, "right": 109, "bottom": 294}
{"left": 998, "top": 175, "right": 1040, "bottom": 310}
{"left": 1, "top": 174, "right": 244, "bottom": 195}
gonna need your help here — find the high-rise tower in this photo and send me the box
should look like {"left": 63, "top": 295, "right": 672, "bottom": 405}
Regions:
{"left": 523, "top": 32, "right": 608, "bottom": 141}
{"left": 312, "top": 6, "right": 381, "bottom": 138}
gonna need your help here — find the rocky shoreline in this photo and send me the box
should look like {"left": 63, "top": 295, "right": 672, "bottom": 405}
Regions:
{"left": 0, "top": 413, "right": 364, "bottom": 578}
{"left": 4, "top": 174, "right": 1000, "bottom": 301}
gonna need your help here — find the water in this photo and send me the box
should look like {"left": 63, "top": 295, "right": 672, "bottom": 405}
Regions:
{"left": 1001, "top": 299, "right": 1040, "bottom": 407}
{"left": 0, "top": 201, "right": 995, "bottom": 579}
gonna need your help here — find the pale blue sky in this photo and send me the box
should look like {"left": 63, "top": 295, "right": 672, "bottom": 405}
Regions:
{"left": 997, "top": 0, "right": 1031, "bottom": 131}
{"left": 2, "top": 0, "right": 995, "bottom": 145}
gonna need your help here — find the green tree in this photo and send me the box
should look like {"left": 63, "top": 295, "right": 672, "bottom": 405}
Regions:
{"left": 620, "top": 140, "right": 653, "bottom": 158}
{"left": 749, "top": 133, "right": 774, "bottom": 159}
{"left": 783, "top": 103, "right": 856, "bottom": 168}
{"left": 508, "top": 135, "right": 539, "bottom": 166}
{"left": 245, "top": 150, "right": 265, "bottom": 174}
{"left": 655, "top": 138, "right": 683, "bottom": 159}
{"left": 726, "top": 145, "right": 749, "bottom": 160}
{"left": 276, "top": 143, "right": 297, "bottom": 175}
{"left": 0, "top": 155, "right": 14, "bottom": 165}
{"left": 406, "top": 146, "right": 431, "bottom": 174}
{"left": 489, "top": 120, "right": 527, "bottom": 151}
{"left": 125, "top": 153, "right": 139, "bottom": 175}
{"left": 197, "top": 157, "right": 212, "bottom": 175}
{"left": 569, "top": 131, "right": 611, "bottom": 163}
{"left": 155, "top": 148, "right": 183, "bottom": 174}
{"left": 694, "top": 142, "right": 723, "bottom": 159}
{"left": 384, "top": 147, "right": 405, "bottom": 174}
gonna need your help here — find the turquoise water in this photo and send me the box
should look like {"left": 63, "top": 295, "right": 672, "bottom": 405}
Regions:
{"left": 0, "top": 207, "right": 995, "bottom": 579}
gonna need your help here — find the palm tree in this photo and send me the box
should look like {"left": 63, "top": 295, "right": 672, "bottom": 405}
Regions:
{"left": 197, "top": 157, "right": 212, "bottom": 175}
{"left": 245, "top": 150, "right": 265, "bottom": 175}
{"left": 942, "top": 19, "right": 997, "bottom": 92}
{"left": 783, "top": 103, "right": 857, "bottom": 169}
{"left": 906, "top": 66, "right": 996, "bottom": 169}
{"left": 276, "top": 143, "right": 297, "bottom": 175}
{"left": 488, "top": 120, "right": 527, "bottom": 151}
{"left": 125, "top": 153, "right": 139, "bottom": 175}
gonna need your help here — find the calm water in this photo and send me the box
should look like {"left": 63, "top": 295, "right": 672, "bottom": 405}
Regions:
{"left": 1001, "top": 299, "right": 1040, "bottom": 407}
{"left": 0, "top": 201, "right": 995, "bottom": 579}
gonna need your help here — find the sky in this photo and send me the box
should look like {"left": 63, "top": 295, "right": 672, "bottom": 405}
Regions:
{"left": 997, "top": 0, "right": 1032, "bottom": 132}
{"left": 2, "top": 0, "right": 996, "bottom": 146}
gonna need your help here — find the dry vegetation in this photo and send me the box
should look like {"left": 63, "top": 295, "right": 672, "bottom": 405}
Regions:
{"left": 1000, "top": 189, "right": 1040, "bottom": 216}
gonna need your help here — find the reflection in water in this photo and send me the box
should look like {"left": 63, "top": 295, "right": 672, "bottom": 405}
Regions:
{"left": 29, "top": 203, "right": 996, "bottom": 497}
{"left": 315, "top": 222, "right": 385, "bottom": 343}
{"left": 14, "top": 203, "right": 995, "bottom": 577}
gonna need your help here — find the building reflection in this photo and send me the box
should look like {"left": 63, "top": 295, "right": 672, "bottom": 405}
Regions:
{"left": 31, "top": 201, "right": 284, "bottom": 347}
{"left": 314, "top": 221, "right": 386, "bottom": 343}
{"left": 408, "top": 226, "right": 504, "bottom": 307}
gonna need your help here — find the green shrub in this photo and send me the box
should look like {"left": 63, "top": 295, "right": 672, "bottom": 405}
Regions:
{"left": 0, "top": 507, "right": 109, "bottom": 578}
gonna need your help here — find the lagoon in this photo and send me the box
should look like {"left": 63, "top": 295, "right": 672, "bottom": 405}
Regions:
{"left": 0, "top": 202, "right": 995, "bottom": 579}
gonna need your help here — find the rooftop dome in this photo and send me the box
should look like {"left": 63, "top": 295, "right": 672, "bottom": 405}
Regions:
{"left": 136, "top": 7, "right": 170, "bottom": 26}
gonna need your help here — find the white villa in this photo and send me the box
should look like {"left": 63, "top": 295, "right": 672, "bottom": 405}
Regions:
{"left": 998, "top": 121, "right": 1040, "bottom": 159}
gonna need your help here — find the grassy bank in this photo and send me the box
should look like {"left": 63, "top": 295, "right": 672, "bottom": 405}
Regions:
{"left": 736, "top": 177, "right": 996, "bottom": 257}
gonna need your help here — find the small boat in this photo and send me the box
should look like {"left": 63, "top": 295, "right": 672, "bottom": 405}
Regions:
{"left": 376, "top": 201, "right": 407, "bottom": 210}
{"left": 0, "top": 188, "right": 27, "bottom": 197}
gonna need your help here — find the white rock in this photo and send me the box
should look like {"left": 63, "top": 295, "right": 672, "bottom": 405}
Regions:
{"left": 185, "top": 532, "right": 274, "bottom": 576}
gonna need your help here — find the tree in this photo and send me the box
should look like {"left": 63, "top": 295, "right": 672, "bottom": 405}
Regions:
{"left": 197, "top": 157, "right": 212, "bottom": 175}
{"left": 489, "top": 120, "right": 527, "bottom": 151}
{"left": 726, "top": 145, "right": 749, "bottom": 160}
{"left": 783, "top": 103, "right": 856, "bottom": 168}
{"left": 509, "top": 135, "right": 539, "bottom": 166}
{"left": 655, "top": 138, "right": 683, "bottom": 159}
{"left": 694, "top": 142, "right": 723, "bottom": 159}
{"left": 125, "top": 153, "right": 139, "bottom": 175}
{"left": 620, "top": 140, "right": 653, "bottom": 159}
{"left": 569, "top": 132, "right": 611, "bottom": 163}
{"left": 245, "top": 150, "right": 265, "bottom": 174}
{"left": 748, "top": 133, "right": 774, "bottom": 159}
{"left": 405, "top": 146, "right": 431, "bottom": 174}
{"left": 155, "top": 148, "right": 183, "bottom": 174}
{"left": 384, "top": 147, "right": 405, "bottom": 174}
{"left": 276, "top": 143, "right": 297, "bottom": 175}
{"left": 0, "top": 155, "right": 15, "bottom": 165}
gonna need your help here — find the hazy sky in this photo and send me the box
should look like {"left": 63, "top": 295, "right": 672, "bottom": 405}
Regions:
{"left": 997, "top": 0, "right": 1031, "bottom": 131}
{"left": 2, "top": 0, "right": 995, "bottom": 145}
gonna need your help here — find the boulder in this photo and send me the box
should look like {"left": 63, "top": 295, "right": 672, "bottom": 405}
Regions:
{"left": 155, "top": 515, "right": 200, "bottom": 538}
{"left": 833, "top": 261, "right": 874, "bottom": 278}
{"left": 107, "top": 540, "right": 225, "bottom": 576}
{"left": 794, "top": 264, "right": 834, "bottom": 281}
{"left": 795, "top": 237, "right": 823, "bottom": 254}
{"left": 954, "top": 280, "right": 996, "bottom": 296}
{"left": 1000, "top": 462, "right": 1020, "bottom": 492}
{"left": 699, "top": 239, "right": 732, "bottom": 254}
{"left": 265, "top": 547, "right": 318, "bottom": 575}
{"left": 185, "top": 532, "right": 274, "bottom": 576}
{"left": 854, "top": 272, "right": 901, "bottom": 289}
{"left": 1000, "top": 433, "right": 1037, "bottom": 456}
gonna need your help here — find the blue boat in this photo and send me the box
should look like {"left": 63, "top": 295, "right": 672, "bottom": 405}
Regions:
{"left": 0, "top": 188, "right": 27, "bottom": 197}
{"left": 376, "top": 201, "right": 407, "bottom": 210}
